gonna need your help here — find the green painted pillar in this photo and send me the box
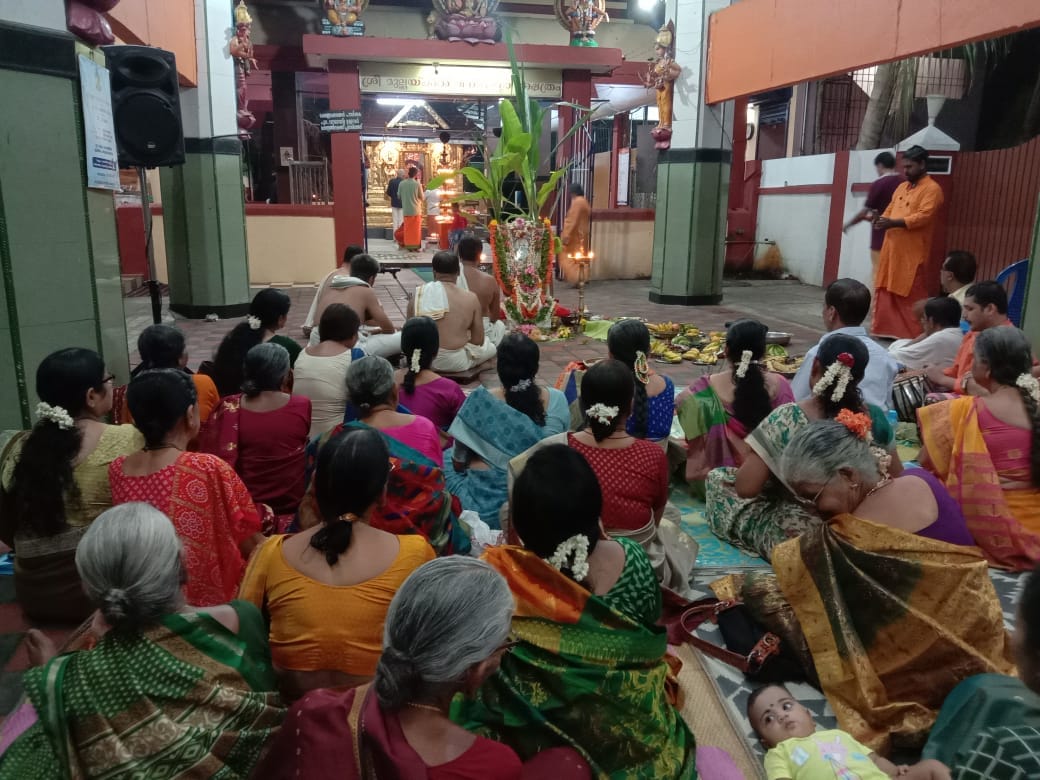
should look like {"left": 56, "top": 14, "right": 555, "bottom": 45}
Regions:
{"left": 161, "top": 0, "right": 250, "bottom": 318}
{"left": 161, "top": 139, "right": 251, "bottom": 318}
{"left": 650, "top": 149, "right": 730, "bottom": 304}
{"left": 648, "top": 0, "right": 734, "bottom": 306}
{"left": 0, "top": 23, "right": 130, "bottom": 430}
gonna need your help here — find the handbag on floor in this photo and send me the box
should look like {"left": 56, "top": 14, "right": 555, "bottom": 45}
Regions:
{"left": 664, "top": 596, "right": 809, "bottom": 683}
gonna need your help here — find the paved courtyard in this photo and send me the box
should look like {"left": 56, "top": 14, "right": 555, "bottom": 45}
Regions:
{"left": 124, "top": 240, "right": 830, "bottom": 390}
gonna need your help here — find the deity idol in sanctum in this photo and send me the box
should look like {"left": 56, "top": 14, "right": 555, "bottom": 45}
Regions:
{"left": 645, "top": 21, "right": 682, "bottom": 150}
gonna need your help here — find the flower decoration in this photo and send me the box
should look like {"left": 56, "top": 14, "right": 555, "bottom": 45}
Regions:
{"left": 586, "top": 403, "right": 619, "bottom": 425}
{"left": 634, "top": 350, "right": 650, "bottom": 385}
{"left": 246, "top": 315, "right": 262, "bottom": 330}
{"left": 510, "top": 378, "right": 533, "bottom": 392}
{"left": 35, "top": 402, "right": 75, "bottom": 430}
{"left": 546, "top": 533, "right": 590, "bottom": 581}
{"left": 735, "top": 349, "right": 753, "bottom": 379}
{"left": 812, "top": 356, "right": 854, "bottom": 402}
{"left": 410, "top": 349, "right": 422, "bottom": 374}
{"left": 835, "top": 409, "right": 872, "bottom": 441}
{"left": 1017, "top": 373, "right": 1040, "bottom": 403}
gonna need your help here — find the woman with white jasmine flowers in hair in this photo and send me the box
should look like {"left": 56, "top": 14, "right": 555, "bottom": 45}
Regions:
{"left": 510, "top": 360, "right": 698, "bottom": 592}
{"left": 0, "top": 348, "right": 141, "bottom": 623}
{"left": 394, "top": 316, "right": 466, "bottom": 437}
{"left": 705, "top": 335, "right": 901, "bottom": 560}
{"left": 675, "top": 320, "right": 794, "bottom": 496}
{"left": 445, "top": 333, "right": 570, "bottom": 528}
{"left": 455, "top": 444, "right": 698, "bottom": 778}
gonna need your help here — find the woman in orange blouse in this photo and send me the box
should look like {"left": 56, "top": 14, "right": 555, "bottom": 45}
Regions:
{"left": 239, "top": 426, "right": 434, "bottom": 701}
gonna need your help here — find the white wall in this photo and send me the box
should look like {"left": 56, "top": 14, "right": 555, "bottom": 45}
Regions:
{"left": 760, "top": 154, "right": 834, "bottom": 188}
{"left": 757, "top": 193, "right": 830, "bottom": 286}
{"left": 755, "top": 149, "right": 892, "bottom": 287}
{"left": 0, "top": 0, "right": 65, "bottom": 29}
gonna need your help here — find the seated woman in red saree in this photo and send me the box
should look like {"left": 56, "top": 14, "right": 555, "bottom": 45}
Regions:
{"left": 919, "top": 326, "right": 1040, "bottom": 570}
{"left": 675, "top": 320, "right": 794, "bottom": 495}
{"left": 455, "top": 445, "right": 698, "bottom": 779}
{"left": 109, "top": 369, "right": 264, "bottom": 607}
{"left": 198, "top": 342, "right": 311, "bottom": 533}
{"left": 259, "top": 556, "right": 592, "bottom": 780}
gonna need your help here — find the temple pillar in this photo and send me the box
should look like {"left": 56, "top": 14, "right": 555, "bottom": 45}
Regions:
{"left": 649, "top": 0, "right": 733, "bottom": 305}
{"left": 0, "top": 16, "right": 130, "bottom": 428}
{"left": 162, "top": 0, "right": 251, "bottom": 318}
{"left": 271, "top": 71, "right": 300, "bottom": 205}
{"left": 328, "top": 61, "right": 365, "bottom": 260}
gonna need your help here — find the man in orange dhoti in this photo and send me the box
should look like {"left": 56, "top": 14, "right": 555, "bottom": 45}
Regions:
{"left": 397, "top": 166, "right": 424, "bottom": 251}
{"left": 872, "top": 145, "right": 944, "bottom": 340}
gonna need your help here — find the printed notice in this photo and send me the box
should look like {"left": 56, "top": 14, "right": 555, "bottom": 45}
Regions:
{"left": 78, "top": 55, "right": 121, "bottom": 190}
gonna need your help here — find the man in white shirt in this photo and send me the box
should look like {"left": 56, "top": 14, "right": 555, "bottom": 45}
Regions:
{"left": 940, "top": 249, "right": 976, "bottom": 305}
{"left": 791, "top": 278, "right": 899, "bottom": 410}
{"left": 888, "top": 296, "right": 963, "bottom": 370}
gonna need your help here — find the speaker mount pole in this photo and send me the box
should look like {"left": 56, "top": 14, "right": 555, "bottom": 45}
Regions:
{"left": 137, "top": 166, "right": 162, "bottom": 325}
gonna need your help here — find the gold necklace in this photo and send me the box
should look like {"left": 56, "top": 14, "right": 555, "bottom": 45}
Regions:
{"left": 865, "top": 478, "right": 892, "bottom": 499}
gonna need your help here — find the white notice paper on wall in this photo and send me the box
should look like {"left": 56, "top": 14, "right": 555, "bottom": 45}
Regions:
{"left": 78, "top": 55, "right": 120, "bottom": 190}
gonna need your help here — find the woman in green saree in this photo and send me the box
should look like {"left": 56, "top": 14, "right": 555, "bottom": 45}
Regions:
{"left": 454, "top": 444, "right": 697, "bottom": 779}
{"left": 0, "top": 502, "right": 284, "bottom": 779}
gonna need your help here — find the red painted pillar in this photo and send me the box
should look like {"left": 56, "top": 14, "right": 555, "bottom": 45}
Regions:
{"left": 328, "top": 61, "right": 365, "bottom": 262}
{"left": 823, "top": 150, "right": 851, "bottom": 285}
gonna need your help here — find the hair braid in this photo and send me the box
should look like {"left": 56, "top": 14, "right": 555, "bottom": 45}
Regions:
{"left": 1019, "top": 385, "right": 1040, "bottom": 488}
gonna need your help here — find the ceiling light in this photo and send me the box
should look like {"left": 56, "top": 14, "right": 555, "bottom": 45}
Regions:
{"left": 638, "top": 0, "right": 657, "bottom": 10}
{"left": 377, "top": 98, "right": 423, "bottom": 107}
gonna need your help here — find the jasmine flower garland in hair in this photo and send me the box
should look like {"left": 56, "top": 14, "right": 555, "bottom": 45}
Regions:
{"left": 546, "top": 534, "right": 590, "bottom": 581}
{"left": 812, "top": 351, "right": 855, "bottom": 403}
{"left": 1017, "top": 373, "right": 1040, "bottom": 402}
{"left": 410, "top": 349, "right": 422, "bottom": 374}
{"left": 633, "top": 350, "right": 650, "bottom": 384}
{"left": 246, "top": 315, "right": 262, "bottom": 331}
{"left": 586, "top": 403, "right": 619, "bottom": 425}
{"left": 35, "top": 402, "right": 75, "bottom": 430}
{"left": 510, "top": 378, "right": 533, "bottom": 392}
{"left": 735, "top": 350, "right": 753, "bottom": 379}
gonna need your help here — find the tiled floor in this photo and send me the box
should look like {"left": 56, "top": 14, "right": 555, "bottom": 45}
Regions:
{"left": 1, "top": 251, "right": 832, "bottom": 715}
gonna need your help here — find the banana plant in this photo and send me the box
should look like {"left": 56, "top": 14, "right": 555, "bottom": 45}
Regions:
{"left": 427, "top": 29, "right": 593, "bottom": 223}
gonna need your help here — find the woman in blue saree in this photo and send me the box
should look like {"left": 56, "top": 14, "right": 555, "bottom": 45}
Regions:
{"left": 446, "top": 333, "right": 570, "bottom": 528}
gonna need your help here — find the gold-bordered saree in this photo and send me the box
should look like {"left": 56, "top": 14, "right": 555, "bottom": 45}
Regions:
{"left": 452, "top": 545, "right": 697, "bottom": 779}
{"left": 771, "top": 514, "right": 1014, "bottom": 755}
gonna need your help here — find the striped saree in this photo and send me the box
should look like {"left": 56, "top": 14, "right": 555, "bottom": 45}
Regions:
{"left": 0, "top": 601, "right": 283, "bottom": 778}
{"left": 918, "top": 395, "right": 1040, "bottom": 570}
{"left": 453, "top": 545, "right": 697, "bottom": 779}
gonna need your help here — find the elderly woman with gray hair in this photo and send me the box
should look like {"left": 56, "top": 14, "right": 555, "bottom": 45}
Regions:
{"left": 757, "top": 418, "right": 1010, "bottom": 754}
{"left": 199, "top": 342, "right": 311, "bottom": 532}
{"left": 0, "top": 503, "right": 284, "bottom": 778}
{"left": 781, "top": 419, "right": 972, "bottom": 544}
{"left": 260, "top": 556, "right": 591, "bottom": 779}
{"left": 297, "top": 355, "right": 464, "bottom": 554}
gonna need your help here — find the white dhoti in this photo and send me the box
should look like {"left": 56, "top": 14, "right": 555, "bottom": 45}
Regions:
{"left": 308, "top": 326, "right": 401, "bottom": 358}
{"left": 432, "top": 339, "right": 497, "bottom": 373}
{"left": 359, "top": 331, "right": 402, "bottom": 358}
{"left": 391, "top": 207, "right": 403, "bottom": 231}
{"left": 484, "top": 317, "right": 507, "bottom": 347}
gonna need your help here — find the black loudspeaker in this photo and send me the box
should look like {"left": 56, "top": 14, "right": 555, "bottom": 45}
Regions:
{"left": 102, "top": 45, "right": 185, "bottom": 168}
